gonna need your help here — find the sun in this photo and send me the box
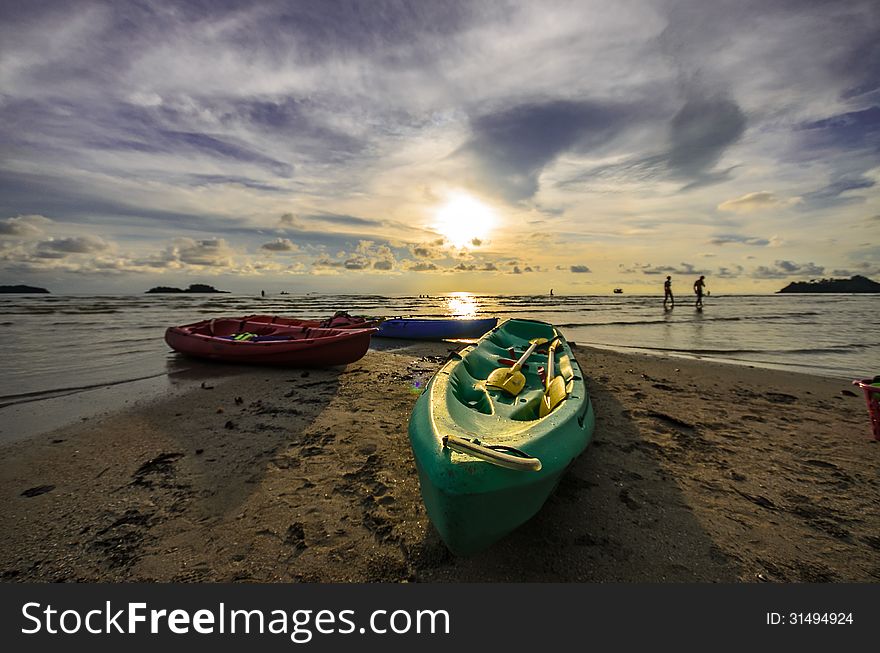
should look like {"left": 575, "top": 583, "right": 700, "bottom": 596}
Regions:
{"left": 433, "top": 192, "right": 496, "bottom": 248}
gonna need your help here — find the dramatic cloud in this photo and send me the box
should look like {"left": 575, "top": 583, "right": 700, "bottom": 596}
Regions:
{"left": 800, "top": 177, "right": 876, "bottom": 209}
{"left": 708, "top": 234, "right": 771, "bottom": 246}
{"left": 716, "top": 265, "right": 744, "bottom": 279}
{"left": 410, "top": 242, "right": 445, "bottom": 259}
{"left": 621, "top": 262, "right": 709, "bottom": 276}
{"left": 261, "top": 238, "right": 299, "bottom": 252}
{"left": 752, "top": 260, "right": 825, "bottom": 279}
{"left": 355, "top": 240, "right": 396, "bottom": 270}
{"left": 0, "top": 1, "right": 876, "bottom": 291}
{"left": 343, "top": 257, "right": 370, "bottom": 270}
{"left": 311, "top": 240, "right": 397, "bottom": 273}
{"left": 0, "top": 215, "right": 53, "bottom": 239}
{"left": 153, "top": 238, "right": 235, "bottom": 268}
{"left": 36, "top": 236, "right": 109, "bottom": 255}
{"left": 718, "top": 192, "right": 781, "bottom": 213}
{"left": 279, "top": 213, "right": 302, "bottom": 228}
{"left": 666, "top": 96, "right": 746, "bottom": 183}
{"left": 306, "top": 213, "right": 385, "bottom": 229}
{"left": 313, "top": 257, "right": 345, "bottom": 270}
{"left": 462, "top": 99, "right": 630, "bottom": 200}
{"left": 798, "top": 106, "right": 880, "bottom": 154}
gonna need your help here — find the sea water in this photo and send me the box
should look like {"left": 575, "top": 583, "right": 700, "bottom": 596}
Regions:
{"left": 1, "top": 292, "right": 877, "bottom": 414}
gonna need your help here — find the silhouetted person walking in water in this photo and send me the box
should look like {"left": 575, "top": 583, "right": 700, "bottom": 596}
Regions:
{"left": 693, "top": 275, "right": 706, "bottom": 308}
{"left": 664, "top": 275, "right": 674, "bottom": 309}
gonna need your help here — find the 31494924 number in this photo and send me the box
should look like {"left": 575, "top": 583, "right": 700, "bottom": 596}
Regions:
{"left": 789, "top": 613, "right": 852, "bottom": 625}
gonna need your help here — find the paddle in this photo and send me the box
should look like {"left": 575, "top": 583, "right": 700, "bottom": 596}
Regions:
{"left": 539, "top": 339, "right": 567, "bottom": 418}
{"left": 558, "top": 354, "right": 574, "bottom": 381}
{"left": 486, "top": 337, "right": 550, "bottom": 396}
{"left": 558, "top": 353, "right": 576, "bottom": 394}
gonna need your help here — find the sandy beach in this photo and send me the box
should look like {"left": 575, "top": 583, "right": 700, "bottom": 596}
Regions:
{"left": 1, "top": 343, "right": 877, "bottom": 583}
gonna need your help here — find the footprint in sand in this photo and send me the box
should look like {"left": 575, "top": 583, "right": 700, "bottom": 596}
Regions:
{"left": 20, "top": 484, "right": 55, "bottom": 497}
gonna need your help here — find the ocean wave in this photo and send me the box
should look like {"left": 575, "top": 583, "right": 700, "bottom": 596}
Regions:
{"left": 555, "top": 311, "right": 830, "bottom": 328}
{"left": 557, "top": 317, "right": 744, "bottom": 327}
{"left": 594, "top": 343, "right": 872, "bottom": 356}
{"left": 49, "top": 320, "right": 110, "bottom": 327}
{"left": 87, "top": 336, "right": 158, "bottom": 346}
{"left": 58, "top": 309, "right": 121, "bottom": 314}
{"left": 0, "top": 373, "right": 168, "bottom": 409}
{"left": 1, "top": 308, "right": 59, "bottom": 314}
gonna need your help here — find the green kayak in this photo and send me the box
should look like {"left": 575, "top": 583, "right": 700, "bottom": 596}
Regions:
{"left": 408, "top": 318, "right": 596, "bottom": 555}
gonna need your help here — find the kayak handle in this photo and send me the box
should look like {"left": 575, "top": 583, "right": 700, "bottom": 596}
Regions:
{"left": 442, "top": 434, "right": 542, "bottom": 472}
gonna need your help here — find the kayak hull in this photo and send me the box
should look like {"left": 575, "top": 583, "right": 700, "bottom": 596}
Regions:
{"left": 165, "top": 317, "right": 376, "bottom": 367}
{"left": 377, "top": 317, "right": 498, "bottom": 340}
{"left": 407, "top": 318, "right": 595, "bottom": 555}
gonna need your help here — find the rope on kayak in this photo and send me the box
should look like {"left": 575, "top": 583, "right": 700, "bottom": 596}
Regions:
{"left": 442, "top": 434, "right": 542, "bottom": 472}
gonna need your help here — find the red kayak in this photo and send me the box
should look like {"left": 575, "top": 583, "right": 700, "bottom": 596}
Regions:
{"left": 165, "top": 317, "right": 376, "bottom": 366}
{"left": 241, "top": 312, "right": 383, "bottom": 329}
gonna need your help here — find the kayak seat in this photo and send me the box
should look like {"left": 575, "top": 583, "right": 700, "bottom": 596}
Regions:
{"left": 477, "top": 384, "right": 547, "bottom": 421}
{"left": 508, "top": 387, "right": 563, "bottom": 421}
{"left": 484, "top": 330, "right": 522, "bottom": 350}
{"left": 199, "top": 320, "right": 281, "bottom": 338}
{"left": 488, "top": 320, "right": 555, "bottom": 345}
{"left": 449, "top": 363, "right": 494, "bottom": 416}
{"left": 460, "top": 347, "right": 500, "bottom": 380}
{"left": 476, "top": 340, "right": 515, "bottom": 362}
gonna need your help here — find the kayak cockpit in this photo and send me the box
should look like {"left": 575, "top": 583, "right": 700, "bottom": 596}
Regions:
{"left": 446, "top": 321, "right": 578, "bottom": 423}
{"left": 185, "top": 318, "right": 316, "bottom": 340}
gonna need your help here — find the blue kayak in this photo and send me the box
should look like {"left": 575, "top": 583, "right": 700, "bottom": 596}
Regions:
{"left": 376, "top": 317, "right": 498, "bottom": 340}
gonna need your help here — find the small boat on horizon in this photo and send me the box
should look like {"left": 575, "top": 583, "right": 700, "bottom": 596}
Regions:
{"left": 613, "top": 288, "right": 623, "bottom": 294}
{"left": 165, "top": 317, "right": 376, "bottom": 366}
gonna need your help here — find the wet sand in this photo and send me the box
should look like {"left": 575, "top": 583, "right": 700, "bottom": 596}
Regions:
{"left": 0, "top": 343, "right": 877, "bottom": 582}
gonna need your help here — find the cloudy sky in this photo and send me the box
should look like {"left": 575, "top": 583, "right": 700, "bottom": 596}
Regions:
{"left": 1, "top": 0, "right": 878, "bottom": 294}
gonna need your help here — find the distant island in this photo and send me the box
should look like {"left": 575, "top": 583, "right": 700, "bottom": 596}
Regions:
{"left": 0, "top": 284, "right": 50, "bottom": 294}
{"left": 146, "top": 284, "right": 229, "bottom": 294}
{"left": 777, "top": 275, "right": 880, "bottom": 293}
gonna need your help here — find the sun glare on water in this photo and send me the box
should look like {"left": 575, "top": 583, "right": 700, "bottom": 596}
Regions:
{"left": 433, "top": 192, "right": 496, "bottom": 248}
{"left": 446, "top": 292, "right": 479, "bottom": 318}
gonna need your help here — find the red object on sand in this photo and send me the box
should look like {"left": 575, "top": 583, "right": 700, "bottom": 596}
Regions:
{"left": 242, "top": 313, "right": 383, "bottom": 329}
{"left": 852, "top": 379, "right": 880, "bottom": 440}
{"left": 165, "top": 317, "right": 376, "bottom": 367}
